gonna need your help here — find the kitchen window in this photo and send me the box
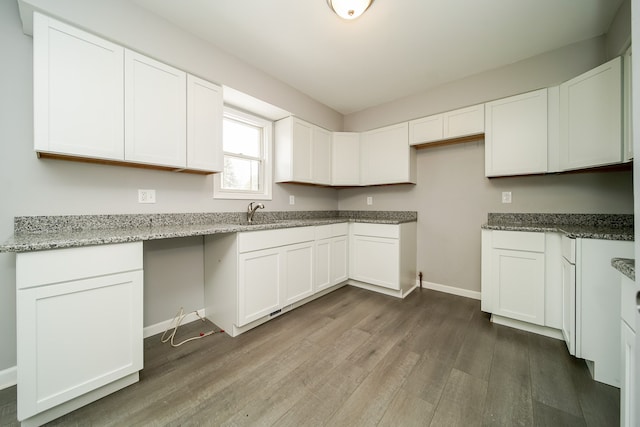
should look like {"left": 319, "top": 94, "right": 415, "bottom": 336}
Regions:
{"left": 214, "top": 107, "right": 272, "bottom": 200}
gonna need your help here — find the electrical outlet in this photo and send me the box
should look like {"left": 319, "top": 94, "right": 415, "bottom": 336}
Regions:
{"left": 501, "top": 191, "right": 512, "bottom": 204}
{"left": 138, "top": 189, "right": 156, "bottom": 204}
{"left": 289, "top": 195, "right": 295, "bottom": 205}
{"left": 366, "top": 196, "right": 373, "bottom": 205}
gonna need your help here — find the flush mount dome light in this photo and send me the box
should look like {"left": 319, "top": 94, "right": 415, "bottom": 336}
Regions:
{"left": 327, "top": 0, "right": 373, "bottom": 20}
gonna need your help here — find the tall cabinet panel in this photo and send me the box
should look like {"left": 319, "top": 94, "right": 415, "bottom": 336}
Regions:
{"left": 33, "top": 12, "right": 124, "bottom": 160}
{"left": 124, "top": 50, "right": 187, "bottom": 168}
{"left": 186, "top": 74, "right": 223, "bottom": 172}
{"left": 559, "top": 57, "right": 622, "bottom": 170}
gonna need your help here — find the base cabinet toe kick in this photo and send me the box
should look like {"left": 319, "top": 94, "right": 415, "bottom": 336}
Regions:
{"left": 481, "top": 229, "right": 633, "bottom": 387}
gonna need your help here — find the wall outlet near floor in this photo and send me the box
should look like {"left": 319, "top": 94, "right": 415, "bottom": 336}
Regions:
{"left": 138, "top": 189, "right": 156, "bottom": 204}
{"left": 366, "top": 196, "right": 373, "bottom": 206}
{"left": 289, "top": 195, "right": 295, "bottom": 205}
{"left": 501, "top": 191, "right": 512, "bottom": 204}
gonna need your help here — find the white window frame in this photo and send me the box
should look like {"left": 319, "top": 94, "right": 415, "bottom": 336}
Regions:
{"left": 214, "top": 107, "right": 273, "bottom": 200}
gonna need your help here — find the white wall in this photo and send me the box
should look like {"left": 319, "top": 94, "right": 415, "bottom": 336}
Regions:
{"left": 0, "top": 0, "right": 340, "bottom": 375}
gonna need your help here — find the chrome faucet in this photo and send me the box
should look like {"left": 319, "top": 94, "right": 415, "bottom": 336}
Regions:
{"left": 247, "top": 202, "right": 265, "bottom": 223}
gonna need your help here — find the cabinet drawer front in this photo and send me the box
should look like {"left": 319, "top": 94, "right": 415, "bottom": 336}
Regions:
{"left": 238, "top": 226, "right": 315, "bottom": 253}
{"left": 351, "top": 223, "right": 399, "bottom": 239}
{"left": 317, "top": 222, "right": 349, "bottom": 239}
{"left": 17, "top": 242, "right": 143, "bottom": 289}
{"left": 561, "top": 235, "right": 576, "bottom": 263}
{"left": 492, "top": 231, "right": 544, "bottom": 252}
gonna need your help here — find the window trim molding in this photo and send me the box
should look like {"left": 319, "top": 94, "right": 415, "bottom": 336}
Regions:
{"left": 213, "top": 107, "right": 273, "bottom": 200}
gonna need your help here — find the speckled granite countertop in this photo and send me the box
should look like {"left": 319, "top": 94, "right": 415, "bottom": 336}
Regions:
{"left": 0, "top": 210, "right": 417, "bottom": 253}
{"left": 482, "top": 213, "right": 633, "bottom": 241}
{"left": 611, "top": 258, "right": 635, "bottom": 281}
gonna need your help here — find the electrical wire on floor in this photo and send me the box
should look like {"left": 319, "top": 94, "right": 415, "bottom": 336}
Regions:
{"left": 161, "top": 307, "right": 224, "bottom": 347}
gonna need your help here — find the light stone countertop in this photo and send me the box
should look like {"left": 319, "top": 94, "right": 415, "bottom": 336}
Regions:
{"left": 481, "top": 213, "right": 633, "bottom": 241}
{"left": 0, "top": 211, "right": 417, "bottom": 253}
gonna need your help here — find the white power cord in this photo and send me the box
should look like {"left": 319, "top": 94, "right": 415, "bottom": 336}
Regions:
{"left": 160, "top": 307, "right": 224, "bottom": 347}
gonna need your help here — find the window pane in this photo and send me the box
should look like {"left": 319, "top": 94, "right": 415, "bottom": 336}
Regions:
{"left": 223, "top": 118, "right": 261, "bottom": 157}
{"left": 222, "top": 156, "right": 261, "bottom": 191}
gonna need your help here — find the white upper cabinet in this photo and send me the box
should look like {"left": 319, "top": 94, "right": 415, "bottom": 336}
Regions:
{"left": 33, "top": 13, "right": 125, "bottom": 161}
{"left": 124, "top": 50, "right": 187, "bottom": 168}
{"left": 559, "top": 57, "right": 622, "bottom": 170}
{"left": 360, "top": 122, "right": 416, "bottom": 185}
{"left": 409, "top": 104, "right": 484, "bottom": 146}
{"left": 485, "top": 88, "right": 548, "bottom": 177}
{"left": 275, "top": 116, "right": 332, "bottom": 185}
{"left": 332, "top": 132, "right": 360, "bottom": 186}
{"left": 186, "top": 75, "right": 223, "bottom": 173}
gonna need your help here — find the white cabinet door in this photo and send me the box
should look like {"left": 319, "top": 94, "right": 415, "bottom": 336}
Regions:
{"left": 17, "top": 271, "right": 143, "bottom": 420}
{"left": 315, "top": 235, "right": 349, "bottom": 292}
{"left": 444, "top": 104, "right": 484, "bottom": 139}
{"left": 485, "top": 88, "right": 548, "bottom": 177}
{"left": 124, "top": 50, "right": 187, "bottom": 168}
{"left": 409, "top": 114, "right": 443, "bottom": 145}
{"left": 360, "top": 122, "right": 415, "bottom": 185}
{"left": 238, "top": 248, "right": 282, "bottom": 326}
{"left": 351, "top": 235, "right": 400, "bottom": 290}
{"left": 331, "top": 236, "right": 349, "bottom": 284}
{"left": 332, "top": 132, "right": 360, "bottom": 186}
{"left": 33, "top": 13, "right": 124, "bottom": 160}
{"left": 491, "top": 248, "right": 545, "bottom": 325}
{"left": 186, "top": 74, "right": 223, "bottom": 172}
{"left": 284, "top": 241, "right": 315, "bottom": 305}
{"left": 560, "top": 57, "right": 622, "bottom": 170}
{"left": 621, "top": 320, "right": 636, "bottom": 427}
{"left": 313, "top": 126, "right": 332, "bottom": 185}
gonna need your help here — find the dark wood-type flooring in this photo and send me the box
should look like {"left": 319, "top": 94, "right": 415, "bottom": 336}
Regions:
{"left": 0, "top": 286, "right": 619, "bottom": 426}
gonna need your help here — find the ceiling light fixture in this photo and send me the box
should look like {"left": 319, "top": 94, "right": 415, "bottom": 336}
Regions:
{"left": 327, "top": 0, "right": 373, "bottom": 20}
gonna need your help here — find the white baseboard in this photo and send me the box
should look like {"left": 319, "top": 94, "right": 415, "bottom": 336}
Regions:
{"left": 491, "top": 314, "right": 564, "bottom": 340}
{"left": 420, "top": 280, "right": 481, "bottom": 300}
{"left": 143, "top": 308, "right": 206, "bottom": 339}
{"left": 0, "top": 365, "right": 16, "bottom": 390}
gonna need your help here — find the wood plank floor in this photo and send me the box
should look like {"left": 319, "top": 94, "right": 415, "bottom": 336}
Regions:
{"left": 0, "top": 286, "right": 620, "bottom": 426}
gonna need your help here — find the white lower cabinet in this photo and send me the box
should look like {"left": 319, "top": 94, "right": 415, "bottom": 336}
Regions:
{"left": 315, "top": 224, "right": 349, "bottom": 292}
{"left": 620, "top": 276, "right": 638, "bottom": 427}
{"left": 16, "top": 243, "right": 143, "bottom": 425}
{"left": 349, "top": 222, "right": 417, "bottom": 298}
{"left": 205, "top": 226, "right": 328, "bottom": 336}
{"left": 481, "top": 230, "right": 562, "bottom": 335}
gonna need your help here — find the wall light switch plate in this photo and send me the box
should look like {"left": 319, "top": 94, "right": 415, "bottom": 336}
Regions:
{"left": 366, "top": 196, "right": 373, "bottom": 205}
{"left": 138, "top": 189, "right": 156, "bottom": 204}
{"left": 501, "top": 191, "right": 512, "bottom": 204}
{"left": 289, "top": 195, "right": 295, "bottom": 205}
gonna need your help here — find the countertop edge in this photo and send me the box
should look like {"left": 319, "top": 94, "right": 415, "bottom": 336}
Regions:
{"left": 611, "top": 257, "right": 635, "bottom": 281}
{"left": 481, "top": 223, "right": 634, "bottom": 241}
{"left": 1, "top": 217, "right": 417, "bottom": 253}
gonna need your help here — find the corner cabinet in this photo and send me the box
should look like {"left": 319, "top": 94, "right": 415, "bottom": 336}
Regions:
{"left": 332, "top": 132, "right": 361, "bottom": 186}
{"left": 315, "top": 223, "right": 349, "bottom": 292}
{"left": 559, "top": 57, "right": 622, "bottom": 170}
{"left": 16, "top": 243, "right": 143, "bottom": 425}
{"left": 275, "top": 117, "right": 332, "bottom": 185}
{"left": 33, "top": 12, "right": 125, "bottom": 161}
{"left": 360, "top": 123, "right": 416, "bottom": 185}
{"left": 484, "top": 89, "right": 548, "bottom": 177}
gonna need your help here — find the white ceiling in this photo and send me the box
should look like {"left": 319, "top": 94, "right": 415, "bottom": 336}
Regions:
{"left": 133, "top": 0, "right": 624, "bottom": 115}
